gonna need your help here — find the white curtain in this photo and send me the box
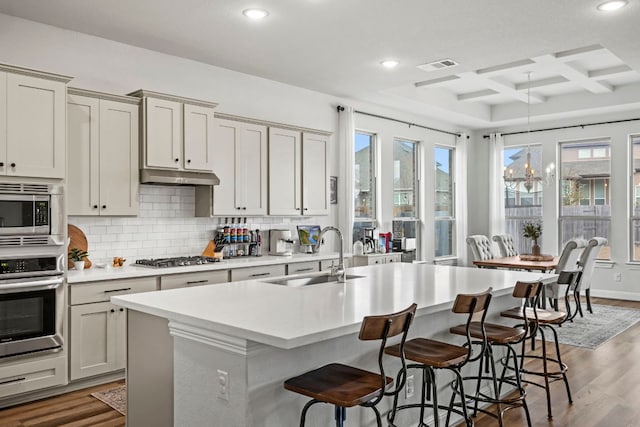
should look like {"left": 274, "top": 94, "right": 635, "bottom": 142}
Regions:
{"left": 338, "top": 106, "right": 355, "bottom": 254}
{"left": 455, "top": 133, "right": 469, "bottom": 266}
{"left": 489, "top": 133, "right": 505, "bottom": 239}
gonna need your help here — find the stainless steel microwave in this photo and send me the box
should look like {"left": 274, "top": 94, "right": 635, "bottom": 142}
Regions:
{"left": 0, "top": 183, "right": 64, "bottom": 246}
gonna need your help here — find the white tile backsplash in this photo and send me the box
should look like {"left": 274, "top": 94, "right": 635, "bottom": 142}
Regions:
{"left": 69, "top": 184, "right": 330, "bottom": 264}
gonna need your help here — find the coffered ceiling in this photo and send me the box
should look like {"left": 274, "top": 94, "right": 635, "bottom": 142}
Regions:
{"left": 0, "top": 0, "right": 638, "bottom": 129}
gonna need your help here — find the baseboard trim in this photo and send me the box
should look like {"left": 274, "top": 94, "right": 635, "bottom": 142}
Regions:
{"left": 590, "top": 289, "right": 640, "bottom": 302}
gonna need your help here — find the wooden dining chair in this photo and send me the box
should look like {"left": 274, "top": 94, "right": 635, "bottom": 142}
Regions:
{"left": 284, "top": 303, "right": 417, "bottom": 427}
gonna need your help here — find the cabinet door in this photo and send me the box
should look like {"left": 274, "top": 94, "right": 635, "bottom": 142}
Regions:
{"left": 6, "top": 74, "right": 66, "bottom": 178}
{"left": 268, "top": 128, "right": 301, "bottom": 215}
{"left": 69, "top": 302, "right": 121, "bottom": 380}
{"left": 212, "top": 119, "right": 240, "bottom": 215}
{"left": 302, "top": 133, "right": 329, "bottom": 215}
{"left": 145, "top": 97, "right": 181, "bottom": 169}
{"left": 238, "top": 123, "right": 268, "bottom": 215}
{"left": 67, "top": 94, "right": 100, "bottom": 215}
{"left": 99, "top": 100, "right": 139, "bottom": 215}
{"left": 0, "top": 72, "right": 6, "bottom": 176}
{"left": 183, "top": 104, "right": 215, "bottom": 172}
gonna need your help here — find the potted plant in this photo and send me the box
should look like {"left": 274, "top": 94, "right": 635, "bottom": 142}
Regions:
{"left": 522, "top": 222, "right": 542, "bottom": 256}
{"left": 69, "top": 247, "right": 89, "bottom": 270}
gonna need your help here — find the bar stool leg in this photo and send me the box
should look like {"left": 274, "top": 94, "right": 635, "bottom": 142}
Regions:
{"left": 300, "top": 399, "right": 321, "bottom": 427}
{"left": 388, "top": 368, "right": 405, "bottom": 424}
{"left": 548, "top": 325, "right": 573, "bottom": 404}
{"left": 334, "top": 405, "right": 346, "bottom": 427}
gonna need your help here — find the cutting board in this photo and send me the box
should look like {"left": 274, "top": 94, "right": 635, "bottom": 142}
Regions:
{"left": 68, "top": 224, "right": 92, "bottom": 269}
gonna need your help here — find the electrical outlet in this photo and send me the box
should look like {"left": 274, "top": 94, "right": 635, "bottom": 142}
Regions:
{"left": 614, "top": 272, "right": 622, "bottom": 282}
{"left": 217, "top": 369, "right": 229, "bottom": 402}
{"left": 405, "top": 375, "right": 415, "bottom": 399}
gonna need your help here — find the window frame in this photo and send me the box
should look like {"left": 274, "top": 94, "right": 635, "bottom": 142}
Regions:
{"left": 392, "top": 138, "right": 419, "bottom": 220}
{"left": 559, "top": 138, "right": 611, "bottom": 260}
{"left": 630, "top": 134, "right": 640, "bottom": 262}
{"left": 354, "top": 131, "right": 377, "bottom": 222}
{"left": 434, "top": 145, "right": 456, "bottom": 258}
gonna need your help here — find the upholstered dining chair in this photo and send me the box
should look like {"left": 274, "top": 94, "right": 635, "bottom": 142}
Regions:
{"left": 492, "top": 234, "right": 518, "bottom": 257}
{"left": 545, "top": 239, "right": 587, "bottom": 313}
{"left": 576, "top": 237, "right": 608, "bottom": 315}
{"left": 466, "top": 235, "right": 496, "bottom": 264}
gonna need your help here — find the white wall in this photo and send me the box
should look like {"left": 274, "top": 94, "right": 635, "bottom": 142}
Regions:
{"left": 467, "top": 111, "right": 640, "bottom": 301}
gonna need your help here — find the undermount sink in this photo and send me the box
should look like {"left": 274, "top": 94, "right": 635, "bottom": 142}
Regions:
{"left": 264, "top": 273, "right": 365, "bottom": 287}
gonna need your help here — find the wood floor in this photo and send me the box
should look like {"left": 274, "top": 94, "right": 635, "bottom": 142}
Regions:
{"left": 0, "top": 297, "right": 638, "bottom": 427}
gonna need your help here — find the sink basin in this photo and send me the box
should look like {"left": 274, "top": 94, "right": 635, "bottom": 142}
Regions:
{"left": 264, "top": 273, "right": 365, "bottom": 287}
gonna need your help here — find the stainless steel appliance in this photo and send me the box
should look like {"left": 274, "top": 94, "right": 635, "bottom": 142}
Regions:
{"left": 0, "top": 183, "right": 64, "bottom": 246}
{"left": 134, "top": 256, "right": 220, "bottom": 268}
{"left": 269, "top": 230, "right": 293, "bottom": 256}
{"left": 0, "top": 250, "right": 65, "bottom": 358}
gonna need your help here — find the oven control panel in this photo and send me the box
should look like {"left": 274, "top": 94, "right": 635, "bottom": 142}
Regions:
{"left": 0, "top": 257, "right": 57, "bottom": 275}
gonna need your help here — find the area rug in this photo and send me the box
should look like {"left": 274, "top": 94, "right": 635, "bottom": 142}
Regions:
{"left": 91, "top": 385, "right": 127, "bottom": 415}
{"left": 547, "top": 304, "right": 640, "bottom": 349}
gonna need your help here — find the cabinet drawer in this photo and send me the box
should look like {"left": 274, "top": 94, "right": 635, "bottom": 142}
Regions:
{"left": 70, "top": 277, "right": 159, "bottom": 305}
{"left": 161, "top": 270, "right": 229, "bottom": 290}
{"left": 230, "top": 265, "right": 285, "bottom": 282}
{"left": 320, "top": 259, "right": 340, "bottom": 271}
{"left": 385, "top": 254, "right": 402, "bottom": 263}
{"left": 287, "top": 261, "right": 319, "bottom": 275}
{"left": 0, "top": 355, "right": 66, "bottom": 398}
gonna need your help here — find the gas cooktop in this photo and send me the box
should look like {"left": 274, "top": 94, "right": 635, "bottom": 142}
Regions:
{"left": 134, "top": 256, "right": 220, "bottom": 268}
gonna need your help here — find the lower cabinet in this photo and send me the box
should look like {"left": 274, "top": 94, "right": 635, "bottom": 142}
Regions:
{"left": 68, "top": 277, "right": 158, "bottom": 381}
{"left": 0, "top": 355, "right": 67, "bottom": 399}
{"left": 351, "top": 253, "right": 402, "bottom": 266}
{"left": 230, "top": 264, "right": 286, "bottom": 282}
{"left": 160, "top": 270, "right": 229, "bottom": 290}
{"left": 69, "top": 302, "right": 126, "bottom": 381}
{"left": 286, "top": 261, "right": 319, "bottom": 275}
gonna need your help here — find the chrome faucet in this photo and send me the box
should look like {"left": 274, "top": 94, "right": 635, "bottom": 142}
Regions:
{"left": 314, "top": 226, "right": 346, "bottom": 282}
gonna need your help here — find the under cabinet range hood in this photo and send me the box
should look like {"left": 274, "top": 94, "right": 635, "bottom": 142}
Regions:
{"left": 140, "top": 168, "right": 220, "bottom": 186}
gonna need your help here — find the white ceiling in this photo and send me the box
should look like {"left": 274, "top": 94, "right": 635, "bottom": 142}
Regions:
{"left": 0, "top": 0, "right": 638, "bottom": 130}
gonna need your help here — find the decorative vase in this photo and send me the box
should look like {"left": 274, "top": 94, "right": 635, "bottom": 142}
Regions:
{"left": 73, "top": 260, "right": 85, "bottom": 271}
{"left": 532, "top": 239, "right": 541, "bottom": 257}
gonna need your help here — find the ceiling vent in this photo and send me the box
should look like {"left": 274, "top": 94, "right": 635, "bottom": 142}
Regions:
{"left": 417, "top": 59, "right": 459, "bottom": 72}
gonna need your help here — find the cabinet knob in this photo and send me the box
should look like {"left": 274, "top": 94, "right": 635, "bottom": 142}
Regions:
{"left": 119, "top": 308, "right": 124, "bottom": 312}
{"left": 102, "top": 205, "right": 107, "bottom": 209}
{"left": 242, "top": 207, "right": 247, "bottom": 210}
{"left": 296, "top": 208, "right": 301, "bottom": 211}
{"left": 236, "top": 207, "right": 241, "bottom": 210}
{"left": 0, "top": 162, "right": 4, "bottom": 167}
{"left": 303, "top": 208, "right": 308, "bottom": 211}
{"left": 110, "top": 309, "right": 115, "bottom": 313}
{"left": 175, "top": 158, "right": 179, "bottom": 162}
{"left": 10, "top": 163, "right": 15, "bottom": 168}
{"left": 93, "top": 205, "right": 98, "bottom": 209}
{"left": 187, "top": 159, "right": 191, "bottom": 164}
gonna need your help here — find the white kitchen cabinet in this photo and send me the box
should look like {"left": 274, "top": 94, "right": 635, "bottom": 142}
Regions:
{"left": 0, "top": 355, "right": 67, "bottom": 399}
{"left": 69, "top": 277, "right": 158, "bottom": 381}
{"left": 0, "top": 66, "right": 71, "bottom": 179}
{"left": 69, "top": 301, "right": 125, "bottom": 380}
{"left": 351, "top": 253, "right": 402, "bottom": 266}
{"left": 286, "top": 261, "right": 319, "bottom": 275}
{"left": 267, "top": 128, "right": 329, "bottom": 216}
{"left": 230, "top": 264, "right": 285, "bottom": 282}
{"left": 67, "top": 89, "right": 139, "bottom": 216}
{"left": 160, "top": 270, "right": 229, "bottom": 290}
{"left": 130, "top": 90, "right": 217, "bottom": 173}
{"left": 209, "top": 118, "right": 268, "bottom": 216}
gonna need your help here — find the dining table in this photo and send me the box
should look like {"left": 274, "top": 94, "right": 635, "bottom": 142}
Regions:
{"left": 473, "top": 255, "right": 558, "bottom": 272}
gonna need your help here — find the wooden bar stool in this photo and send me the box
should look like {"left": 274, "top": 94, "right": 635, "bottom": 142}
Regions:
{"left": 384, "top": 288, "right": 492, "bottom": 427}
{"left": 449, "top": 280, "right": 542, "bottom": 427}
{"left": 500, "top": 271, "right": 579, "bottom": 419}
{"left": 284, "top": 303, "right": 417, "bottom": 427}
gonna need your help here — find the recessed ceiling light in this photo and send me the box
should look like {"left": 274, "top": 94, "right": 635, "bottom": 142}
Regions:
{"left": 381, "top": 60, "right": 399, "bottom": 69}
{"left": 243, "top": 8, "right": 269, "bottom": 20}
{"left": 597, "top": 0, "right": 628, "bottom": 11}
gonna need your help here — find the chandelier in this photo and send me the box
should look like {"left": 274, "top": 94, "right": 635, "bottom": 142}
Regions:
{"left": 503, "top": 72, "right": 536, "bottom": 193}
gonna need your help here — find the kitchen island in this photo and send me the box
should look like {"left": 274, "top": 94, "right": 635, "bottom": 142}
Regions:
{"left": 112, "top": 263, "right": 556, "bottom": 427}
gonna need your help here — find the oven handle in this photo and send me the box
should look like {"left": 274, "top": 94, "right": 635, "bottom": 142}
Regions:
{"left": 0, "top": 277, "right": 63, "bottom": 291}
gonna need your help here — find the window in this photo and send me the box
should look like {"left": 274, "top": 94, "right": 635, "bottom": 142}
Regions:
{"left": 560, "top": 139, "right": 611, "bottom": 259}
{"left": 503, "top": 145, "right": 543, "bottom": 254}
{"left": 435, "top": 146, "right": 454, "bottom": 257}
{"left": 393, "top": 139, "right": 418, "bottom": 218}
{"left": 354, "top": 132, "right": 376, "bottom": 220}
{"left": 631, "top": 136, "right": 640, "bottom": 262}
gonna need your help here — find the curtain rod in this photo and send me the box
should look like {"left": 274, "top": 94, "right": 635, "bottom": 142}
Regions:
{"left": 337, "top": 105, "right": 463, "bottom": 138}
{"left": 482, "top": 117, "right": 640, "bottom": 139}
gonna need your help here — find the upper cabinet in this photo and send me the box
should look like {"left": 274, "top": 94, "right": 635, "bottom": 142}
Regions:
{"left": 67, "top": 88, "right": 139, "bottom": 216}
{"left": 129, "top": 90, "right": 217, "bottom": 173}
{"left": 210, "top": 118, "right": 268, "bottom": 216}
{"left": 0, "top": 65, "right": 71, "bottom": 179}
{"left": 268, "top": 127, "right": 329, "bottom": 216}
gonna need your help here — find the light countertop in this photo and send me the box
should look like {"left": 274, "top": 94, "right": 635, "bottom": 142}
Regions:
{"left": 66, "top": 252, "right": 340, "bottom": 283}
{"left": 111, "top": 263, "right": 556, "bottom": 349}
